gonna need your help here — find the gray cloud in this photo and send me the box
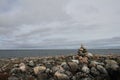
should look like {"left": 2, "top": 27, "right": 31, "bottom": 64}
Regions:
{"left": 0, "top": 0, "right": 120, "bottom": 49}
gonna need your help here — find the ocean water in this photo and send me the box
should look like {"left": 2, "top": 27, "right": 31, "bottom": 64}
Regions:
{"left": 0, "top": 49, "right": 120, "bottom": 58}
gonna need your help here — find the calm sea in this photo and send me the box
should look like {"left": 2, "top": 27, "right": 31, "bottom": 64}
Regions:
{"left": 0, "top": 49, "right": 120, "bottom": 58}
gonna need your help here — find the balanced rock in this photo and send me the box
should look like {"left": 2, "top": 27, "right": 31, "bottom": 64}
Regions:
{"left": 78, "top": 44, "right": 87, "bottom": 56}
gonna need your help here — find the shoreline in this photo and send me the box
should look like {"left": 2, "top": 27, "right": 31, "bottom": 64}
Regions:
{"left": 0, "top": 47, "right": 120, "bottom": 80}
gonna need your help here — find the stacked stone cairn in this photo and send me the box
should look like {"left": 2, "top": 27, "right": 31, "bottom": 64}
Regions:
{"left": 0, "top": 45, "right": 120, "bottom": 80}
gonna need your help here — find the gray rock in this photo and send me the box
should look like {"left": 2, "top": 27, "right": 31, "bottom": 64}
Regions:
{"left": 90, "top": 61, "right": 104, "bottom": 67}
{"left": 28, "top": 60, "right": 35, "bottom": 67}
{"left": 72, "top": 76, "right": 76, "bottom": 80}
{"left": 90, "top": 67, "right": 100, "bottom": 76}
{"left": 96, "top": 65, "right": 108, "bottom": 74}
{"left": 13, "top": 64, "right": 19, "bottom": 68}
{"left": 8, "top": 76, "right": 19, "bottom": 80}
{"left": 64, "top": 71, "right": 73, "bottom": 78}
{"left": 72, "top": 60, "right": 79, "bottom": 64}
{"left": 75, "top": 72, "right": 88, "bottom": 79}
{"left": 105, "top": 60, "right": 117, "bottom": 64}
{"left": 52, "top": 66, "right": 64, "bottom": 73}
{"left": 67, "top": 62, "right": 78, "bottom": 72}
{"left": 81, "top": 65, "right": 90, "bottom": 73}
{"left": 61, "top": 62, "right": 70, "bottom": 71}
{"left": 86, "top": 52, "right": 93, "bottom": 58}
{"left": 105, "top": 60, "right": 119, "bottom": 70}
{"left": 10, "top": 68, "right": 21, "bottom": 74}
{"left": 81, "top": 77, "right": 92, "bottom": 80}
{"left": 37, "top": 73, "right": 48, "bottom": 80}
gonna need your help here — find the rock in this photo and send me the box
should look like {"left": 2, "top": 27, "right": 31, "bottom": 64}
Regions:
{"left": 45, "top": 68, "right": 51, "bottom": 73}
{"left": 37, "top": 73, "right": 48, "bottom": 80}
{"left": 90, "top": 61, "right": 104, "bottom": 67}
{"left": 82, "top": 65, "right": 90, "bottom": 73}
{"left": 52, "top": 66, "right": 64, "bottom": 73}
{"left": 117, "top": 57, "right": 120, "bottom": 65}
{"left": 78, "top": 44, "right": 87, "bottom": 56}
{"left": 105, "top": 60, "right": 118, "bottom": 64}
{"left": 96, "top": 65, "right": 108, "bottom": 74}
{"left": 54, "top": 71, "right": 69, "bottom": 80}
{"left": 79, "top": 56, "right": 88, "bottom": 64}
{"left": 34, "top": 65, "right": 46, "bottom": 75}
{"left": 67, "top": 62, "right": 78, "bottom": 72}
{"left": 13, "top": 64, "right": 19, "bottom": 68}
{"left": 61, "top": 62, "right": 70, "bottom": 71}
{"left": 0, "top": 73, "right": 10, "bottom": 80}
{"left": 81, "top": 77, "right": 92, "bottom": 80}
{"left": 90, "top": 67, "right": 100, "bottom": 76}
{"left": 64, "top": 71, "right": 73, "bottom": 78}
{"left": 28, "top": 60, "right": 35, "bottom": 67}
{"left": 8, "top": 76, "right": 19, "bottom": 80}
{"left": 10, "top": 68, "right": 21, "bottom": 74}
{"left": 19, "top": 63, "right": 26, "bottom": 72}
{"left": 105, "top": 60, "right": 119, "bottom": 70}
{"left": 72, "top": 76, "right": 76, "bottom": 80}
{"left": 72, "top": 60, "right": 79, "bottom": 64}
{"left": 75, "top": 72, "right": 88, "bottom": 79}
{"left": 86, "top": 53, "right": 93, "bottom": 58}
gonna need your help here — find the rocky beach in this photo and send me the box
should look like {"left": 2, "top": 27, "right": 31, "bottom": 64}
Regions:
{"left": 0, "top": 46, "right": 120, "bottom": 80}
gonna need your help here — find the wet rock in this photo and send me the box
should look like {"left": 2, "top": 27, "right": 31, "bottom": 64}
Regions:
{"left": 54, "top": 71, "right": 69, "bottom": 80}
{"left": 82, "top": 65, "right": 90, "bottom": 73}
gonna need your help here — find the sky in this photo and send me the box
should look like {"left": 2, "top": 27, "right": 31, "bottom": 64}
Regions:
{"left": 0, "top": 0, "right": 120, "bottom": 49}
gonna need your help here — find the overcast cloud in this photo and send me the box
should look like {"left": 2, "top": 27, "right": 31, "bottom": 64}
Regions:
{"left": 0, "top": 0, "right": 120, "bottom": 49}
